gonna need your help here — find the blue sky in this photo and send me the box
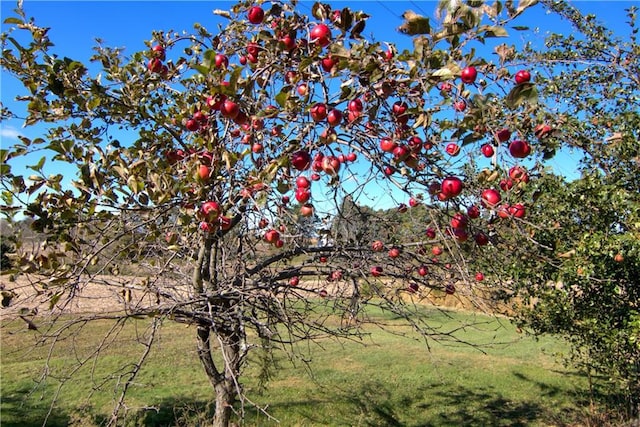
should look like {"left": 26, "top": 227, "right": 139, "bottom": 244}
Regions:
{"left": 1, "top": 1, "right": 637, "bottom": 211}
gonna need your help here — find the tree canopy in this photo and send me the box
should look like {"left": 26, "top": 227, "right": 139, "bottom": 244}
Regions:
{"left": 1, "top": 0, "right": 638, "bottom": 425}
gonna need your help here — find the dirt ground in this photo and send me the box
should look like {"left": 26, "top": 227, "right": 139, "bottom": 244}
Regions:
{"left": 0, "top": 272, "right": 505, "bottom": 325}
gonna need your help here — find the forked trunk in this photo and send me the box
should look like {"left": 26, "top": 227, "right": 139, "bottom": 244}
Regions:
{"left": 196, "top": 325, "right": 242, "bottom": 427}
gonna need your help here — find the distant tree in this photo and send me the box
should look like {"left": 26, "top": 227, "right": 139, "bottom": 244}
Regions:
{"left": 1, "top": 241, "right": 14, "bottom": 271}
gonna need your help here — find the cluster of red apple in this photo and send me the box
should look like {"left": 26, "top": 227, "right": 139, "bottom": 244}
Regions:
{"left": 198, "top": 200, "right": 232, "bottom": 233}
{"left": 288, "top": 147, "right": 356, "bottom": 213}
{"left": 147, "top": 45, "right": 169, "bottom": 76}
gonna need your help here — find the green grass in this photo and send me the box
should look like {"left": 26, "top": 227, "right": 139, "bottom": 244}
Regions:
{"left": 1, "top": 308, "right": 593, "bottom": 426}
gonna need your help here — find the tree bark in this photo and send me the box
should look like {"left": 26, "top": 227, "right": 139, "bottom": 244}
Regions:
{"left": 196, "top": 324, "right": 241, "bottom": 427}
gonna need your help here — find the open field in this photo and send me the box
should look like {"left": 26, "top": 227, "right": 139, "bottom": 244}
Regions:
{"left": 0, "top": 304, "right": 596, "bottom": 427}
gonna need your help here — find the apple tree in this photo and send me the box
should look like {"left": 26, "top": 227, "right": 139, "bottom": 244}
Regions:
{"left": 0, "top": 0, "right": 579, "bottom": 425}
{"left": 484, "top": 2, "right": 640, "bottom": 417}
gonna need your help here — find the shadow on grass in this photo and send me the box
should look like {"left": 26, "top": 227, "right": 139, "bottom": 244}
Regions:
{"left": 1, "top": 385, "right": 70, "bottom": 427}
{"left": 306, "top": 374, "right": 586, "bottom": 427}
{"left": 1, "top": 375, "right": 589, "bottom": 427}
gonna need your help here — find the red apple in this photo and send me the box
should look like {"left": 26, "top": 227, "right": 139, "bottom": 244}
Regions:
{"left": 467, "top": 205, "right": 481, "bottom": 219}
{"left": 514, "top": 69, "right": 531, "bottom": 84}
{"left": 147, "top": 58, "right": 163, "bottom": 73}
{"left": 348, "top": 98, "right": 363, "bottom": 112}
{"left": 220, "top": 99, "right": 240, "bottom": 119}
{"left": 296, "top": 175, "right": 311, "bottom": 188}
{"left": 326, "top": 109, "right": 343, "bottom": 127}
{"left": 214, "top": 53, "right": 229, "bottom": 69}
{"left": 151, "top": 44, "right": 166, "bottom": 61}
{"left": 475, "top": 272, "right": 485, "bottom": 281}
{"left": 450, "top": 213, "right": 468, "bottom": 229}
{"left": 481, "top": 144, "right": 495, "bottom": 157}
{"left": 196, "top": 164, "right": 211, "bottom": 181}
{"left": 481, "top": 188, "right": 501, "bottom": 207}
{"left": 370, "top": 266, "right": 383, "bottom": 277}
{"left": 371, "top": 240, "right": 384, "bottom": 252}
{"left": 474, "top": 231, "right": 489, "bottom": 246}
{"left": 392, "top": 144, "right": 410, "bottom": 162}
{"left": 441, "top": 176, "right": 464, "bottom": 199}
{"left": 392, "top": 101, "right": 408, "bottom": 116}
{"left": 509, "top": 165, "right": 529, "bottom": 183}
{"left": 453, "top": 100, "right": 467, "bottom": 112}
{"left": 247, "top": 6, "right": 265, "bottom": 24}
{"left": 432, "top": 246, "right": 443, "bottom": 256}
{"left": 321, "top": 155, "right": 341, "bottom": 175}
{"left": 200, "top": 201, "right": 221, "bottom": 222}
{"left": 460, "top": 66, "right": 477, "bottom": 84}
{"left": 380, "top": 137, "right": 398, "bottom": 153}
{"left": 297, "top": 83, "right": 308, "bottom": 96}
{"left": 310, "top": 103, "right": 328, "bottom": 122}
{"left": 185, "top": 119, "right": 200, "bottom": 132}
{"left": 499, "top": 178, "right": 514, "bottom": 191}
{"left": 509, "top": 203, "right": 526, "bottom": 218}
{"left": 300, "top": 203, "right": 314, "bottom": 217}
{"left": 200, "top": 222, "right": 214, "bottom": 233}
{"left": 289, "top": 276, "right": 300, "bottom": 286}
{"left": 439, "top": 81, "right": 453, "bottom": 92}
{"left": 346, "top": 152, "right": 357, "bottom": 162}
{"left": 295, "top": 187, "right": 311, "bottom": 203}
{"left": 497, "top": 204, "right": 511, "bottom": 219}
{"left": 310, "top": 23, "right": 331, "bottom": 47}
{"left": 320, "top": 56, "right": 338, "bottom": 72}
{"left": 264, "top": 229, "right": 280, "bottom": 244}
{"left": 451, "top": 228, "right": 469, "bottom": 242}
{"left": 407, "top": 283, "right": 419, "bottom": 293}
{"left": 426, "top": 227, "right": 437, "bottom": 239}
{"left": 388, "top": 247, "right": 401, "bottom": 258}
{"left": 509, "top": 140, "right": 531, "bottom": 158}
{"left": 496, "top": 128, "right": 511, "bottom": 142}
{"left": 445, "top": 143, "right": 461, "bottom": 156}
{"left": 276, "top": 32, "right": 295, "bottom": 50}
{"left": 418, "top": 265, "right": 429, "bottom": 276}
{"left": 284, "top": 70, "right": 298, "bottom": 84}
{"left": 258, "top": 218, "right": 269, "bottom": 229}
{"left": 291, "top": 150, "right": 311, "bottom": 170}
{"left": 246, "top": 42, "right": 260, "bottom": 56}
{"left": 534, "top": 123, "right": 553, "bottom": 139}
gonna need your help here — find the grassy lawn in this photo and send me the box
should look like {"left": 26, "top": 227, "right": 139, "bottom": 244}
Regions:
{"left": 1, "top": 307, "right": 592, "bottom": 426}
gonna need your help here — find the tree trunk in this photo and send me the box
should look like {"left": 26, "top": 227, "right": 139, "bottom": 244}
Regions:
{"left": 213, "top": 376, "right": 235, "bottom": 427}
{"left": 196, "top": 324, "right": 241, "bottom": 427}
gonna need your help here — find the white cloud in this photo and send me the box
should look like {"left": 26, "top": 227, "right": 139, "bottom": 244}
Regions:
{"left": 0, "top": 126, "right": 23, "bottom": 142}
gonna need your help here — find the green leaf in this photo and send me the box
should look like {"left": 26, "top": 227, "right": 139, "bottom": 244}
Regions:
{"left": 192, "top": 64, "right": 209, "bottom": 76}
{"left": 480, "top": 25, "right": 509, "bottom": 38}
{"left": 505, "top": 83, "right": 538, "bottom": 109}
{"left": 3, "top": 17, "right": 24, "bottom": 25}
{"left": 350, "top": 20, "right": 366, "bottom": 38}
{"left": 432, "top": 67, "right": 455, "bottom": 79}
{"left": 49, "top": 293, "right": 61, "bottom": 310}
{"left": 275, "top": 90, "right": 289, "bottom": 108}
{"left": 28, "top": 156, "right": 46, "bottom": 173}
{"left": 398, "top": 11, "right": 430, "bottom": 36}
